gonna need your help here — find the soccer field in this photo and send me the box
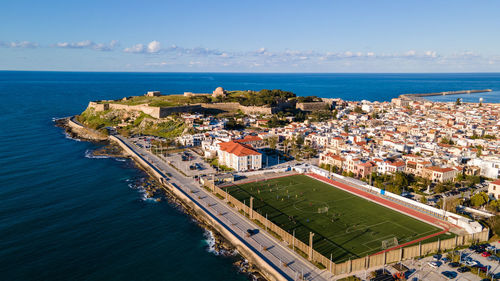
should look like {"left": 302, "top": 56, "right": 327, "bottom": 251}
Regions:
{"left": 227, "top": 174, "right": 444, "bottom": 262}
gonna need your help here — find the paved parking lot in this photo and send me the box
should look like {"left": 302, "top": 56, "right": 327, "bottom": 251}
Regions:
{"left": 129, "top": 136, "right": 216, "bottom": 177}
{"left": 398, "top": 243, "right": 500, "bottom": 281}
{"left": 162, "top": 150, "right": 216, "bottom": 177}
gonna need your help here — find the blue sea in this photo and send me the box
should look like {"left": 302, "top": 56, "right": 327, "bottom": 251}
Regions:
{"left": 0, "top": 71, "right": 499, "bottom": 281}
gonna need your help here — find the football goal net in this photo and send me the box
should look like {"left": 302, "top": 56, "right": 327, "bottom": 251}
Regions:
{"left": 317, "top": 206, "right": 329, "bottom": 214}
{"left": 381, "top": 237, "right": 399, "bottom": 249}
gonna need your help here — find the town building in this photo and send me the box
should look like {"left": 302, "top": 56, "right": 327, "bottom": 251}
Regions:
{"left": 488, "top": 179, "right": 500, "bottom": 200}
{"left": 218, "top": 141, "right": 262, "bottom": 171}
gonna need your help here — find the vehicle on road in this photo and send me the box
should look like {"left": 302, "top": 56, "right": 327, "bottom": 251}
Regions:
{"left": 246, "top": 229, "right": 258, "bottom": 236}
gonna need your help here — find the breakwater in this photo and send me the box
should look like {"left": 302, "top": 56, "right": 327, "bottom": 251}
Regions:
{"left": 400, "top": 89, "right": 492, "bottom": 101}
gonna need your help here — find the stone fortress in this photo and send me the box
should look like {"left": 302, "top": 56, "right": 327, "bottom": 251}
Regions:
{"left": 87, "top": 87, "right": 335, "bottom": 118}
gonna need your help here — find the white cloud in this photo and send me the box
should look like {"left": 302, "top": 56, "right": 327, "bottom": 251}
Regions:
{"left": 424, "top": 50, "right": 437, "bottom": 58}
{"left": 405, "top": 50, "right": 416, "bottom": 57}
{"left": 124, "top": 43, "right": 146, "bottom": 53}
{"left": 0, "top": 41, "right": 38, "bottom": 48}
{"left": 55, "top": 40, "right": 118, "bottom": 51}
{"left": 147, "top": 40, "right": 161, "bottom": 53}
{"left": 124, "top": 40, "right": 162, "bottom": 54}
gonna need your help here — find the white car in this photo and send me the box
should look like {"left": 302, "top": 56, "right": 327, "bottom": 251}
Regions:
{"left": 428, "top": 261, "right": 441, "bottom": 268}
{"left": 463, "top": 260, "right": 478, "bottom": 266}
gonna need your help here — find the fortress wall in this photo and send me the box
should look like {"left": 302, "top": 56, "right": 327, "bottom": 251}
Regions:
{"left": 88, "top": 99, "right": 292, "bottom": 119}
{"left": 296, "top": 102, "right": 329, "bottom": 112}
{"left": 239, "top": 105, "right": 273, "bottom": 115}
{"left": 201, "top": 102, "right": 241, "bottom": 112}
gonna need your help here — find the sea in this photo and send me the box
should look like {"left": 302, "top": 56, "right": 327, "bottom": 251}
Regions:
{"left": 0, "top": 71, "right": 499, "bottom": 281}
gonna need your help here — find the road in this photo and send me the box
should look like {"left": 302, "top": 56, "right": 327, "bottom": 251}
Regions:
{"left": 114, "top": 135, "right": 333, "bottom": 281}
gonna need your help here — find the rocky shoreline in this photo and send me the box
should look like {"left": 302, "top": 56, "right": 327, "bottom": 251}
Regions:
{"left": 55, "top": 118, "right": 267, "bottom": 281}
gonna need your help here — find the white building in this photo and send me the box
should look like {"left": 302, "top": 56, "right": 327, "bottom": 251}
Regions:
{"left": 218, "top": 141, "right": 262, "bottom": 171}
{"left": 488, "top": 179, "right": 500, "bottom": 200}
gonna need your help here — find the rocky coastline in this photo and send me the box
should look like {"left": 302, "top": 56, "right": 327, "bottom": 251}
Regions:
{"left": 55, "top": 118, "right": 267, "bottom": 281}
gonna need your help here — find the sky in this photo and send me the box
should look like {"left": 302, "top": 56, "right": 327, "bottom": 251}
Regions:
{"left": 1, "top": 0, "right": 500, "bottom": 72}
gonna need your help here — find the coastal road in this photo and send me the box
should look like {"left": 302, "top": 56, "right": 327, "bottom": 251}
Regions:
{"left": 114, "top": 135, "right": 334, "bottom": 281}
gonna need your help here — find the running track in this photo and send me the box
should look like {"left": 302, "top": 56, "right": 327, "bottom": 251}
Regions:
{"left": 307, "top": 173, "right": 454, "bottom": 255}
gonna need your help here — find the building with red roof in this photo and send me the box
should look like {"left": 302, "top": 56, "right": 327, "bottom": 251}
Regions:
{"left": 218, "top": 141, "right": 262, "bottom": 171}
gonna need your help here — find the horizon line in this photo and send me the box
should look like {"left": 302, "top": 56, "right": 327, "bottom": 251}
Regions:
{"left": 2, "top": 69, "right": 500, "bottom": 74}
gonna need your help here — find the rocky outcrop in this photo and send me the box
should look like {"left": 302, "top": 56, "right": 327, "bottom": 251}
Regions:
{"left": 55, "top": 117, "right": 108, "bottom": 141}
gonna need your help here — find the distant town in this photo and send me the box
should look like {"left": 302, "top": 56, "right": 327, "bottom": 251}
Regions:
{"left": 70, "top": 87, "right": 500, "bottom": 280}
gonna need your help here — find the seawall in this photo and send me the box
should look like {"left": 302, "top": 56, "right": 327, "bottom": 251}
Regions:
{"left": 400, "top": 89, "right": 492, "bottom": 101}
{"left": 108, "top": 135, "right": 288, "bottom": 281}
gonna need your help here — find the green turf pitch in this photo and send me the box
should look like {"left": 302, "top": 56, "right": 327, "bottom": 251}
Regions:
{"left": 228, "top": 174, "right": 443, "bottom": 262}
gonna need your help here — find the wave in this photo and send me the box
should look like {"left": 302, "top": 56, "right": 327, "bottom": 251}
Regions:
{"left": 52, "top": 116, "right": 71, "bottom": 121}
{"left": 84, "top": 149, "right": 110, "bottom": 159}
{"left": 128, "top": 181, "right": 158, "bottom": 203}
{"left": 64, "top": 132, "right": 81, "bottom": 142}
{"left": 203, "top": 229, "right": 217, "bottom": 255}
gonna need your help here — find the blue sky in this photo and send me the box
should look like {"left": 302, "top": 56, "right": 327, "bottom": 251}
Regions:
{"left": 1, "top": 0, "right": 499, "bottom": 72}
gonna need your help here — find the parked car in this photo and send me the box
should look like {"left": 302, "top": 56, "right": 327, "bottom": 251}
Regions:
{"left": 442, "top": 257, "right": 450, "bottom": 263}
{"left": 463, "top": 260, "right": 478, "bottom": 266}
{"left": 428, "top": 261, "right": 441, "bottom": 268}
{"left": 433, "top": 254, "right": 442, "bottom": 261}
{"left": 441, "top": 271, "right": 457, "bottom": 279}
{"left": 482, "top": 252, "right": 492, "bottom": 257}
{"left": 486, "top": 245, "right": 496, "bottom": 252}
{"left": 487, "top": 256, "right": 499, "bottom": 261}
{"left": 457, "top": 267, "right": 470, "bottom": 273}
{"left": 448, "top": 262, "right": 460, "bottom": 268}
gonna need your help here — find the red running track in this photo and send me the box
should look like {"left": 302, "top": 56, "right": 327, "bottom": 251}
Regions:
{"left": 307, "top": 173, "right": 453, "bottom": 255}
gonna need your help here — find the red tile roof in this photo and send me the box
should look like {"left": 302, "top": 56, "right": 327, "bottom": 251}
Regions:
{"left": 234, "top": 135, "right": 262, "bottom": 143}
{"left": 219, "top": 141, "right": 261, "bottom": 157}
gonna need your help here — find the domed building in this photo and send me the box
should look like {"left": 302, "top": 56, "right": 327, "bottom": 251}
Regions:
{"left": 212, "top": 87, "right": 227, "bottom": 98}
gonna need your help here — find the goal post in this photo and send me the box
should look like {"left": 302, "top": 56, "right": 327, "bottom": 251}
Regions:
{"left": 381, "top": 237, "right": 399, "bottom": 249}
{"left": 317, "top": 206, "right": 329, "bottom": 214}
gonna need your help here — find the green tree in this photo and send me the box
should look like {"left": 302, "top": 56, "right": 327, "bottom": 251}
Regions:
{"left": 470, "top": 192, "right": 489, "bottom": 207}
{"left": 332, "top": 109, "right": 338, "bottom": 120}
{"left": 354, "top": 106, "right": 363, "bottom": 114}
{"left": 267, "top": 136, "right": 278, "bottom": 150}
{"left": 487, "top": 215, "right": 500, "bottom": 236}
{"left": 343, "top": 124, "right": 349, "bottom": 133}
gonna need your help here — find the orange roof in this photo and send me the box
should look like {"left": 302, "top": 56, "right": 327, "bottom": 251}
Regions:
{"left": 234, "top": 135, "right": 262, "bottom": 143}
{"left": 425, "top": 166, "right": 455, "bottom": 173}
{"left": 388, "top": 161, "right": 405, "bottom": 167}
{"left": 219, "top": 141, "right": 261, "bottom": 157}
{"left": 491, "top": 179, "right": 500, "bottom": 185}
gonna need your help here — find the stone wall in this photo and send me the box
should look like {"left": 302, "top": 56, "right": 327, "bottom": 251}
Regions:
{"left": 87, "top": 102, "right": 202, "bottom": 118}
{"left": 88, "top": 99, "right": 293, "bottom": 118}
{"left": 296, "top": 101, "right": 330, "bottom": 112}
